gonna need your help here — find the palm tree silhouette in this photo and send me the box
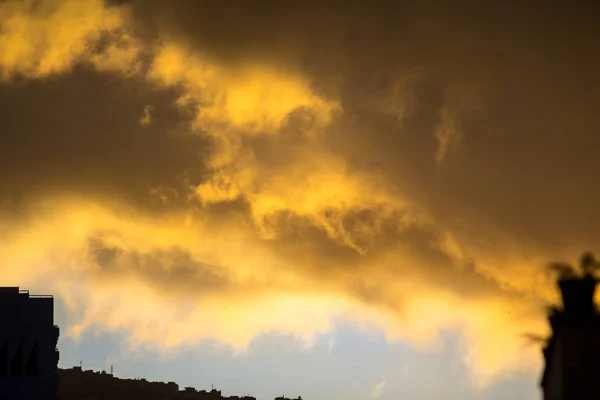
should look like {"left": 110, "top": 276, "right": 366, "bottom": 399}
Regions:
{"left": 548, "top": 252, "right": 600, "bottom": 279}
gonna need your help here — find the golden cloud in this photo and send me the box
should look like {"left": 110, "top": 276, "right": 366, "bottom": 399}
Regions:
{"left": 0, "top": 195, "right": 548, "bottom": 388}
{"left": 0, "top": 0, "right": 577, "bottom": 391}
{"left": 0, "top": 0, "right": 140, "bottom": 79}
{"left": 145, "top": 43, "right": 418, "bottom": 253}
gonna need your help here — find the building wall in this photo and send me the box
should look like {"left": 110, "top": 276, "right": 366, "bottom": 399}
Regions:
{"left": 562, "top": 324, "right": 600, "bottom": 400}
{"left": 544, "top": 334, "right": 563, "bottom": 400}
{"left": 0, "top": 288, "right": 59, "bottom": 400}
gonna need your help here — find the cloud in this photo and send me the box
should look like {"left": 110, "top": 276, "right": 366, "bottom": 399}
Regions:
{"left": 139, "top": 105, "right": 152, "bottom": 126}
{"left": 0, "top": 197, "right": 347, "bottom": 350}
{"left": 4, "top": 0, "right": 600, "bottom": 391}
{"left": 0, "top": 0, "right": 141, "bottom": 80}
{"left": 371, "top": 380, "right": 385, "bottom": 399}
{"left": 434, "top": 105, "right": 461, "bottom": 165}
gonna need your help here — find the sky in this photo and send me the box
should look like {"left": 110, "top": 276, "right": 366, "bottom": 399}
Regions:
{"left": 1, "top": 0, "right": 599, "bottom": 399}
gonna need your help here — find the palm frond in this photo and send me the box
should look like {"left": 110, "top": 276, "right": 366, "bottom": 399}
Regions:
{"left": 548, "top": 262, "right": 578, "bottom": 279}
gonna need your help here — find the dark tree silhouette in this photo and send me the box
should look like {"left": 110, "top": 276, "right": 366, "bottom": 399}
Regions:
{"left": 548, "top": 251, "right": 600, "bottom": 279}
{"left": 539, "top": 251, "right": 600, "bottom": 399}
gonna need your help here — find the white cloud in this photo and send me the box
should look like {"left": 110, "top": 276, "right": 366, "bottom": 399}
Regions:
{"left": 327, "top": 335, "right": 336, "bottom": 351}
{"left": 371, "top": 380, "right": 386, "bottom": 399}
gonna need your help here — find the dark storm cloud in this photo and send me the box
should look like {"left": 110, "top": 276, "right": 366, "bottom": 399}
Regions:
{"left": 3, "top": 0, "right": 585, "bottom": 296}
{"left": 261, "top": 205, "right": 526, "bottom": 307}
{"left": 87, "top": 236, "right": 231, "bottom": 294}
{"left": 3, "top": 0, "right": 595, "bottom": 304}
{"left": 0, "top": 65, "right": 207, "bottom": 213}
{"left": 3, "top": 0, "right": 600, "bottom": 382}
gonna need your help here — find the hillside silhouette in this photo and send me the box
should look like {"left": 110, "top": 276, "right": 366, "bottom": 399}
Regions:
{"left": 57, "top": 366, "right": 304, "bottom": 400}
{"left": 57, "top": 366, "right": 260, "bottom": 400}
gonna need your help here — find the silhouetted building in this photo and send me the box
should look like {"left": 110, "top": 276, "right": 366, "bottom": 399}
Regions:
{"left": 0, "top": 287, "right": 60, "bottom": 400}
{"left": 541, "top": 273, "right": 600, "bottom": 399}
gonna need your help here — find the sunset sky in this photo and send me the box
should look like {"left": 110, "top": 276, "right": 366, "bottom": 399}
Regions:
{"left": 1, "top": 1, "right": 600, "bottom": 399}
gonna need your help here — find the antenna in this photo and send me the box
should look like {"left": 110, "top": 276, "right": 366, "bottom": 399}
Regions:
{"left": 110, "top": 365, "right": 114, "bottom": 375}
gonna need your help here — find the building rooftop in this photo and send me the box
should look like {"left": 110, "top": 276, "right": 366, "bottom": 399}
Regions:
{"left": 0, "top": 287, "right": 54, "bottom": 298}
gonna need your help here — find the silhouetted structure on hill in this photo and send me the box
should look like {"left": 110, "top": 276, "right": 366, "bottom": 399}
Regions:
{"left": 57, "top": 366, "right": 259, "bottom": 400}
{"left": 0, "top": 287, "right": 60, "bottom": 400}
{"left": 541, "top": 253, "right": 600, "bottom": 400}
